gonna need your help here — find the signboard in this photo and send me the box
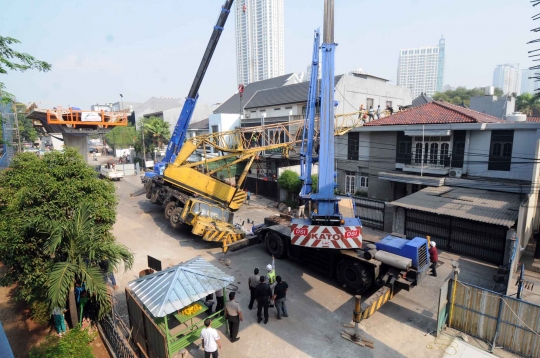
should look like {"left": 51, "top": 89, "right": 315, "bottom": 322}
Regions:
{"left": 145, "top": 160, "right": 155, "bottom": 168}
{"left": 291, "top": 224, "right": 362, "bottom": 249}
{"left": 81, "top": 111, "right": 102, "bottom": 122}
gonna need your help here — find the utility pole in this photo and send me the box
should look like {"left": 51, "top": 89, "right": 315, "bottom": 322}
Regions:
{"left": 141, "top": 122, "right": 146, "bottom": 164}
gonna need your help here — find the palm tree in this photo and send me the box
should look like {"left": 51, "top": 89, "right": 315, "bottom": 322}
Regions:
{"left": 143, "top": 117, "right": 171, "bottom": 149}
{"left": 38, "top": 203, "right": 133, "bottom": 325}
{"left": 516, "top": 93, "right": 540, "bottom": 117}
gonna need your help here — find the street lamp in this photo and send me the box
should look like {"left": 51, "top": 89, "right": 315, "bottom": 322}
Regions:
{"left": 119, "top": 94, "right": 124, "bottom": 111}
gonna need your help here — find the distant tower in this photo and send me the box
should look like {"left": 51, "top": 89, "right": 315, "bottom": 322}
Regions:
{"left": 397, "top": 37, "right": 446, "bottom": 97}
{"left": 436, "top": 36, "right": 445, "bottom": 93}
{"left": 235, "top": 0, "right": 285, "bottom": 85}
{"left": 493, "top": 64, "right": 520, "bottom": 95}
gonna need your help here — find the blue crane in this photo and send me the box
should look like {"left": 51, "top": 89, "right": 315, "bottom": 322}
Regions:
{"left": 146, "top": 0, "right": 234, "bottom": 179}
{"left": 294, "top": 0, "right": 362, "bottom": 238}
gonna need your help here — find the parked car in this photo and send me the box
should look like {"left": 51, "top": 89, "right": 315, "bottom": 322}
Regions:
{"left": 89, "top": 147, "right": 98, "bottom": 153}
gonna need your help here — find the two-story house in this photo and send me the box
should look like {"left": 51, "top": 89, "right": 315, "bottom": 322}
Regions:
{"left": 338, "top": 100, "right": 540, "bottom": 274}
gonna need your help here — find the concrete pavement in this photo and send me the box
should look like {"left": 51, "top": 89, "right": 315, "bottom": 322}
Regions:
{"left": 109, "top": 175, "right": 507, "bottom": 358}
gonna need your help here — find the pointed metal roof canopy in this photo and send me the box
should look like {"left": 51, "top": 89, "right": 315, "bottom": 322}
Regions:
{"left": 128, "top": 257, "right": 234, "bottom": 318}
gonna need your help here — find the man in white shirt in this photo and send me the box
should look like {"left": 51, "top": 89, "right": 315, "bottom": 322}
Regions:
{"left": 200, "top": 318, "right": 221, "bottom": 358}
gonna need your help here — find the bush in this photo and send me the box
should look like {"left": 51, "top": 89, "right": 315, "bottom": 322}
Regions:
{"left": 277, "top": 170, "right": 302, "bottom": 193}
{"left": 354, "top": 190, "right": 368, "bottom": 197}
{"left": 29, "top": 326, "right": 95, "bottom": 358}
{"left": 30, "top": 301, "right": 51, "bottom": 326}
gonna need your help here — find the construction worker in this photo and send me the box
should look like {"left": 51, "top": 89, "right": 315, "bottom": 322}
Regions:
{"left": 429, "top": 241, "right": 438, "bottom": 277}
{"left": 266, "top": 255, "right": 276, "bottom": 307}
{"left": 225, "top": 292, "right": 243, "bottom": 342}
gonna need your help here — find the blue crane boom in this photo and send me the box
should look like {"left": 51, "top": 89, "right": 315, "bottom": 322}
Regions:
{"left": 292, "top": 0, "right": 362, "bottom": 248}
{"left": 299, "top": 29, "right": 320, "bottom": 198}
{"left": 147, "top": 0, "right": 234, "bottom": 178}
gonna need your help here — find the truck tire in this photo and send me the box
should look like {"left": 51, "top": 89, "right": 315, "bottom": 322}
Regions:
{"left": 170, "top": 207, "right": 184, "bottom": 230}
{"left": 150, "top": 190, "right": 161, "bottom": 204}
{"left": 265, "top": 231, "right": 286, "bottom": 259}
{"left": 164, "top": 202, "right": 176, "bottom": 220}
{"left": 145, "top": 183, "right": 152, "bottom": 199}
{"left": 336, "top": 259, "right": 373, "bottom": 294}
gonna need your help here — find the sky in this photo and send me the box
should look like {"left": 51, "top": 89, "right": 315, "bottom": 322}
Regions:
{"left": 0, "top": 0, "right": 536, "bottom": 109}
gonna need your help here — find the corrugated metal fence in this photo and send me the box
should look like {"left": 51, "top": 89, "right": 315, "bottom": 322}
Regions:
{"left": 439, "top": 279, "right": 540, "bottom": 357}
{"left": 353, "top": 196, "right": 385, "bottom": 231}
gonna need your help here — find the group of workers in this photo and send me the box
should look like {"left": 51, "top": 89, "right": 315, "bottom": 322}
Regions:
{"left": 200, "top": 255, "right": 289, "bottom": 358}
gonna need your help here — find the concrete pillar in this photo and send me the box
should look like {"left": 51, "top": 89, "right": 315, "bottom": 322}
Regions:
{"left": 392, "top": 206, "right": 406, "bottom": 235}
{"left": 63, "top": 134, "right": 89, "bottom": 162}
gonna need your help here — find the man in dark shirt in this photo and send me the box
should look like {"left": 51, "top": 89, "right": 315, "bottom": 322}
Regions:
{"left": 255, "top": 276, "right": 272, "bottom": 324}
{"left": 273, "top": 276, "right": 289, "bottom": 320}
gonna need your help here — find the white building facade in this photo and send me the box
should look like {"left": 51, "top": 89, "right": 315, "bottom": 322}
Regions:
{"left": 493, "top": 64, "right": 520, "bottom": 95}
{"left": 235, "top": 0, "right": 284, "bottom": 86}
{"left": 397, "top": 37, "right": 446, "bottom": 98}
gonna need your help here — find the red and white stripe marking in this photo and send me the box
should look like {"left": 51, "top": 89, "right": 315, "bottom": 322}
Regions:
{"left": 290, "top": 224, "right": 362, "bottom": 249}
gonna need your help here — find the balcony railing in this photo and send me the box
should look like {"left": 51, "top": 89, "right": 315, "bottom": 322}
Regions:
{"left": 404, "top": 152, "right": 452, "bottom": 169}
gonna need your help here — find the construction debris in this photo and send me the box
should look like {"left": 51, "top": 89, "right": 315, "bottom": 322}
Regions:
{"left": 341, "top": 330, "right": 375, "bottom": 349}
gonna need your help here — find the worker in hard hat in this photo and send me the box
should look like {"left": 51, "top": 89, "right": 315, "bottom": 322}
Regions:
{"left": 266, "top": 255, "right": 276, "bottom": 307}
{"left": 429, "top": 241, "right": 438, "bottom": 277}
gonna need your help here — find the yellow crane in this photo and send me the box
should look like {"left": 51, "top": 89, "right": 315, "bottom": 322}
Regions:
{"left": 144, "top": 111, "right": 363, "bottom": 251}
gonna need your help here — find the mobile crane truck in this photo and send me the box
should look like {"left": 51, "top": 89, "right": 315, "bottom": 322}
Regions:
{"left": 255, "top": 0, "right": 431, "bottom": 323}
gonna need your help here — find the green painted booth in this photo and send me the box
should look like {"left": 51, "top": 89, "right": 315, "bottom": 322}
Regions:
{"left": 125, "top": 257, "right": 234, "bottom": 357}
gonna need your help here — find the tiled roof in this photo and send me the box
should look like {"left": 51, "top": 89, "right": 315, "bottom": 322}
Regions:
{"left": 364, "top": 101, "right": 505, "bottom": 126}
{"left": 527, "top": 117, "right": 540, "bottom": 122}
{"left": 411, "top": 93, "right": 433, "bottom": 108}
{"left": 213, "top": 74, "right": 294, "bottom": 114}
{"left": 390, "top": 186, "right": 521, "bottom": 227}
{"left": 188, "top": 118, "right": 209, "bottom": 130}
{"left": 244, "top": 75, "right": 343, "bottom": 109}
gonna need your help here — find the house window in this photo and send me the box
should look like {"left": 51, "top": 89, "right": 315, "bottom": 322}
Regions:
{"left": 302, "top": 105, "right": 307, "bottom": 115}
{"left": 345, "top": 175, "right": 356, "bottom": 194}
{"left": 386, "top": 101, "right": 392, "bottom": 109}
{"left": 274, "top": 108, "right": 281, "bottom": 110}
{"left": 211, "top": 125, "right": 218, "bottom": 133}
{"left": 367, "top": 98, "right": 374, "bottom": 110}
{"left": 358, "top": 175, "right": 369, "bottom": 188}
{"left": 285, "top": 106, "right": 292, "bottom": 109}
{"left": 347, "top": 132, "right": 359, "bottom": 160}
{"left": 488, "top": 130, "right": 513, "bottom": 171}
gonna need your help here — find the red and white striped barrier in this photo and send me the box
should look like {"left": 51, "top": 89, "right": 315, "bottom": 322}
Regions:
{"left": 290, "top": 224, "right": 362, "bottom": 249}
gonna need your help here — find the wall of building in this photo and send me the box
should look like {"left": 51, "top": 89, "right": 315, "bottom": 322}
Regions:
{"left": 469, "top": 96, "right": 515, "bottom": 119}
{"left": 209, "top": 113, "right": 241, "bottom": 133}
{"left": 367, "top": 132, "right": 397, "bottom": 201}
{"left": 467, "top": 129, "right": 539, "bottom": 181}
{"left": 245, "top": 103, "right": 303, "bottom": 119}
{"left": 335, "top": 75, "right": 412, "bottom": 115}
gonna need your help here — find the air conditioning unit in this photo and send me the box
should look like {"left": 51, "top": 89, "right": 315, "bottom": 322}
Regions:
{"left": 245, "top": 111, "right": 250, "bottom": 118}
{"left": 449, "top": 169, "right": 462, "bottom": 178}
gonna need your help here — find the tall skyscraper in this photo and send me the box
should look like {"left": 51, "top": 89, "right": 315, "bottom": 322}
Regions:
{"left": 520, "top": 68, "right": 538, "bottom": 95}
{"left": 235, "top": 0, "right": 284, "bottom": 86}
{"left": 493, "top": 64, "right": 519, "bottom": 95}
{"left": 397, "top": 37, "right": 446, "bottom": 98}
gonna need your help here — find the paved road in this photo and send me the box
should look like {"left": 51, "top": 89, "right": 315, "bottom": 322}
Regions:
{"left": 110, "top": 175, "right": 502, "bottom": 358}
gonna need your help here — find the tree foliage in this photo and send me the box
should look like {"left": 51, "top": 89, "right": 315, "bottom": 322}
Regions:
{"left": 433, "top": 86, "right": 504, "bottom": 107}
{"left": 277, "top": 170, "right": 302, "bottom": 194}
{"left": 133, "top": 116, "right": 171, "bottom": 157}
{"left": 104, "top": 124, "right": 137, "bottom": 149}
{"left": 0, "top": 36, "right": 51, "bottom": 104}
{"left": 29, "top": 326, "right": 95, "bottom": 358}
{"left": 0, "top": 148, "right": 131, "bottom": 314}
{"left": 516, "top": 93, "right": 540, "bottom": 116}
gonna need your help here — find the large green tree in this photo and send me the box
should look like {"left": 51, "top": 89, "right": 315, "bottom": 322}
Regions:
{"left": 141, "top": 116, "right": 171, "bottom": 149}
{"left": 0, "top": 148, "right": 132, "bottom": 322}
{"left": 433, "top": 86, "right": 504, "bottom": 107}
{"left": 0, "top": 36, "right": 51, "bottom": 104}
{"left": 516, "top": 92, "right": 540, "bottom": 116}
{"left": 104, "top": 124, "right": 137, "bottom": 149}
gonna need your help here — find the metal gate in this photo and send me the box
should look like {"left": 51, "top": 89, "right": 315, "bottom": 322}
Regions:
{"left": 405, "top": 209, "right": 507, "bottom": 264}
{"left": 244, "top": 176, "right": 279, "bottom": 200}
{"left": 354, "top": 197, "right": 385, "bottom": 231}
